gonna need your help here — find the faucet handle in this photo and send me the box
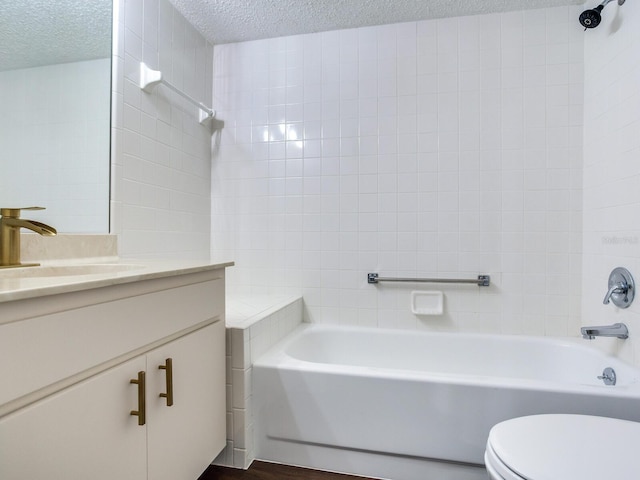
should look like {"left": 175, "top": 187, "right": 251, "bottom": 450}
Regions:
{"left": 0, "top": 207, "right": 45, "bottom": 217}
{"left": 603, "top": 282, "right": 627, "bottom": 304}
{"left": 604, "top": 267, "right": 635, "bottom": 309}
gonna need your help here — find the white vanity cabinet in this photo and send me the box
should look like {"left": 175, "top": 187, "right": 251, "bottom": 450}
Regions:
{"left": 0, "top": 355, "right": 148, "bottom": 479}
{"left": 0, "top": 266, "right": 228, "bottom": 480}
{"left": 146, "top": 322, "right": 225, "bottom": 480}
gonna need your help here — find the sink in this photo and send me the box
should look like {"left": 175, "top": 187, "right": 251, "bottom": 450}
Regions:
{"left": 0, "top": 263, "right": 146, "bottom": 279}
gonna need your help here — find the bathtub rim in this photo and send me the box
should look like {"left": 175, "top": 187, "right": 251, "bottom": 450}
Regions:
{"left": 253, "top": 322, "right": 640, "bottom": 398}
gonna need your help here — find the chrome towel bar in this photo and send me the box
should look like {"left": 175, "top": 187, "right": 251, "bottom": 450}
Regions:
{"left": 367, "top": 273, "right": 490, "bottom": 287}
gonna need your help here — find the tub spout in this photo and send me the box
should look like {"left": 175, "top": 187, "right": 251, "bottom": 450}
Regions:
{"left": 580, "top": 323, "right": 629, "bottom": 340}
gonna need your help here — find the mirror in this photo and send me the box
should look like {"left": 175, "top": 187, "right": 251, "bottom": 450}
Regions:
{"left": 0, "top": 0, "right": 112, "bottom": 233}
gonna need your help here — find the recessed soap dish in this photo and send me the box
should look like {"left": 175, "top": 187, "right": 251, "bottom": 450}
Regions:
{"left": 411, "top": 291, "right": 443, "bottom": 315}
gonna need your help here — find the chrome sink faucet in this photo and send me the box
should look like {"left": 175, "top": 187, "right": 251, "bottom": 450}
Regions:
{"left": 0, "top": 207, "right": 57, "bottom": 268}
{"left": 581, "top": 322, "right": 629, "bottom": 340}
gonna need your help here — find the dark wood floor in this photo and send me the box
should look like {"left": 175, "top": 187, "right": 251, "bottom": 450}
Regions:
{"left": 199, "top": 461, "right": 379, "bottom": 480}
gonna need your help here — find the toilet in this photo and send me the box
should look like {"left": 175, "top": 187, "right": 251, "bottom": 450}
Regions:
{"left": 485, "top": 414, "right": 640, "bottom": 479}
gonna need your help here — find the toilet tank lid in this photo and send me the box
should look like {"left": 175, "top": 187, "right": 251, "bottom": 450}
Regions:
{"left": 488, "top": 414, "right": 640, "bottom": 480}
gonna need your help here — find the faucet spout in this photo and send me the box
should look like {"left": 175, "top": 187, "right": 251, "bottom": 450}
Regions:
{"left": 0, "top": 207, "right": 57, "bottom": 268}
{"left": 2, "top": 218, "right": 57, "bottom": 236}
{"left": 580, "top": 322, "right": 629, "bottom": 340}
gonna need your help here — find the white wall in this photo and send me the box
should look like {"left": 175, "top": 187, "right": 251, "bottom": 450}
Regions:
{"left": 0, "top": 59, "right": 110, "bottom": 233}
{"left": 111, "top": 0, "right": 213, "bottom": 259}
{"left": 211, "top": 6, "right": 585, "bottom": 335}
{"left": 582, "top": 1, "right": 640, "bottom": 365}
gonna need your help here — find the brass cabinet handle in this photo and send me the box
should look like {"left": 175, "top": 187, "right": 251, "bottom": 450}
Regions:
{"left": 130, "top": 371, "right": 146, "bottom": 425}
{"left": 159, "top": 358, "right": 174, "bottom": 406}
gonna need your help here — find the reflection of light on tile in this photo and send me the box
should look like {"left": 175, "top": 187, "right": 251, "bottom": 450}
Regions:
{"left": 286, "top": 140, "right": 303, "bottom": 158}
{"left": 268, "top": 124, "right": 286, "bottom": 142}
{"left": 262, "top": 126, "right": 269, "bottom": 142}
{"left": 286, "top": 124, "right": 299, "bottom": 141}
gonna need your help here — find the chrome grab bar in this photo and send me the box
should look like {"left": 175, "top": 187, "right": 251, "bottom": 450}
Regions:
{"left": 367, "top": 273, "right": 490, "bottom": 287}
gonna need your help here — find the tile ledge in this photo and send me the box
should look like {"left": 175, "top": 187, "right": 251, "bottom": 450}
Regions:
{"left": 226, "top": 294, "right": 302, "bottom": 329}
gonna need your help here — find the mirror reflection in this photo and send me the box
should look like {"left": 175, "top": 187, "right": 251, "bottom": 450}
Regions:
{"left": 0, "top": 0, "right": 112, "bottom": 233}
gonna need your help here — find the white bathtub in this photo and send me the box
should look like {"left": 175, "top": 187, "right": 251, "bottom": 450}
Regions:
{"left": 253, "top": 324, "right": 640, "bottom": 480}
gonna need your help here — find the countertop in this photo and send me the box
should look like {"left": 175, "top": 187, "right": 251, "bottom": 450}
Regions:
{"left": 0, "top": 259, "right": 234, "bottom": 303}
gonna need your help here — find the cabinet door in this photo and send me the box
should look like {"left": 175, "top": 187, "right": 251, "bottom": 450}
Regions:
{"left": 146, "top": 321, "right": 226, "bottom": 480}
{"left": 0, "top": 356, "right": 147, "bottom": 480}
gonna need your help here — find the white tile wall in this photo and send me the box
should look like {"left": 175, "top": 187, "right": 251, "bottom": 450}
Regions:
{"left": 582, "top": 0, "right": 640, "bottom": 365}
{"left": 111, "top": 0, "right": 213, "bottom": 259}
{"left": 0, "top": 59, "right": 110, "bottom": 232}
{"left": 211, "top": 6, "right": 585, "bottom": 336}
{"left": 216, "top": 296, "right": 303, "bottom": 469}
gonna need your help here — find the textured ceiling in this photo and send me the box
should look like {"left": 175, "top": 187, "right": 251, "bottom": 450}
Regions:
{"left": 169, "top": 0, "right": 585, "bottom": 45}
{"left": 0, "top": 0, "right": 585, "bottom": 71}
{"left": 0, "top": 0, "right": 111, "bottom": 71}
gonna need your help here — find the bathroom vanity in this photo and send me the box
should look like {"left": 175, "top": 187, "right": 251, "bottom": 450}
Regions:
{"left": 0, "top": 259, "right": 232, "bottom": 480}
